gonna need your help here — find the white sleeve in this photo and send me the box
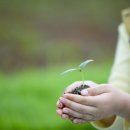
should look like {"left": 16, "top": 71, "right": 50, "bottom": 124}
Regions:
{"left": 108, "top": 23, "right": 130, "bottom": 92}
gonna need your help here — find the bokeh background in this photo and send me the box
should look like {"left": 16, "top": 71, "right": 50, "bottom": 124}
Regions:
{"left": 0, "top": 0, "right": 129, "bottom": 130}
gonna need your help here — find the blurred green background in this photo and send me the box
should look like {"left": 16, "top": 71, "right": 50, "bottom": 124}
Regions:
{"left": 0, "top": 0, "right": 129, "bottom": 130}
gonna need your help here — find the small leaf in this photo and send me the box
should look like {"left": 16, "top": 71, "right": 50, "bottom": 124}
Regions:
{"left": 79, "top": 59, "right": 94, "bottom": 69}
{"left": 61, "top": 68, "right": 78, "bottom": 75}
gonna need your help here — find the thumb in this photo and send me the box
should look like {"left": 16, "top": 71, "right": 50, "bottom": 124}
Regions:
{"left": 81, "top": 84, "right": 110, "bottom": 96}
{"left": 81, "top": 89, "right": 89, "bottom": 96}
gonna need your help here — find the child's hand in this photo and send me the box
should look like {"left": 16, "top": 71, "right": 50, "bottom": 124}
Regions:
{"left": 59, "top": 84, "right": 127, "bottom": 123}
{"left": 56, "top": 81, "right": 98, "bottom": 123}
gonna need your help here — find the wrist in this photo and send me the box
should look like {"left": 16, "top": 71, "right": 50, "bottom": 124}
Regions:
{"left": 116, "top": 91, "right": 130, "bottom": 120}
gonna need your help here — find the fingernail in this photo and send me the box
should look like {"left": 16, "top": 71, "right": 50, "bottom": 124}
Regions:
{"left": 62, "top": 114, "right": 68, "bottom": 119}
{"left": 63, "top": 108, "right": 68, "bottom": 114}
{"left": 60, "top": 97, "right": 65, "bottom": 103}
{"left": 56, "top": 109, "right": 62, "bottom": 115}
{"left": 81, "top": 89, "right": 88, "bottom": 96}
{"left": 58, "top": 102, "right": 62, "bottom": 108}
{"left": 73, "top": 120, "right": 79, "bottom": 124}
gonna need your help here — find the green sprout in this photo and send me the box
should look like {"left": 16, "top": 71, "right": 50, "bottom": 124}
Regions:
{"left": 61, "top": 59, "right": 94, "bottom": 86}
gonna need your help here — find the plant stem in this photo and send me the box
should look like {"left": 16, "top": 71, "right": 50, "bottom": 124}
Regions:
{"left": 81, "top": 71, "right": 85, "bottom": 86}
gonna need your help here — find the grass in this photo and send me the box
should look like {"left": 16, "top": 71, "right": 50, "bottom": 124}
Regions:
{"left": 0, "top": 61, "right": 112, "bottom": 130}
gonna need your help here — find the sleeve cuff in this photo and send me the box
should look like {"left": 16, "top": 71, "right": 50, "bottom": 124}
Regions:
{"left": 91, "top": 116, "right": 124, "bottom": 130}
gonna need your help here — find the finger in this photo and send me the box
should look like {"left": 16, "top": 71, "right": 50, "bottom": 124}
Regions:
{"left": 81, "top": 89, "right": 89, "bottom": 96}
{"left": 61, "top": 114, "right": 70, "bottom": 120}
{"left": 63, "top": 107, "right": 84, "bottom": 119}
{"left": 81, "top": 81, "right": 98, "bottom": 96}
{"left": 64, "top": 115, "right": 75, "bottom": 121}
{"left": 56, "top": 108, "right": 71, "bottom": 120}
{"left": 73, "top": 118, "right": 87, "bottom": 124}
{"left": 60, "top": 97, "right": 96, "bottom": 115}
{"left": 87, "top": 84, "right": 111, "bottom": 96}
{"left": 63, "top": 107, "right": 94, "bottom": 120}
{"left": 64, "top": 81, "right": 83, "bottom": 93}
{"left": 63, "top": 93, "right": 96, "bottom": 106}
{"left": 56, "top": 100, "right": 64, "bottom": 108}
{"left": 56, "top": 109, "right": 63, "bottom": 116}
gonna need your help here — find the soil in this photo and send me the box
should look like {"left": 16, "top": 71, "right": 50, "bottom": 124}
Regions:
{"left": 71, "top": 84, "right": 90, "bottom": 95}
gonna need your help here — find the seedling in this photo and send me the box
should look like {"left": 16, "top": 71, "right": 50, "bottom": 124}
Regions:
{"left": 61, "top": 59, "right": 94, "bottom": 95}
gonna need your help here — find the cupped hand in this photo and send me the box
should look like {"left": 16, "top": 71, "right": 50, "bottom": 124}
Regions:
{"left": 56, "top": 81, "right": 98, "bottom": 123}
{"left": 59, "top": 84, "right": 125, "bottom": 123}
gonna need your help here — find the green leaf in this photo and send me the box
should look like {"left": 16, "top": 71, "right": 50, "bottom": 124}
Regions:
{"left": 61, "top": 68, "right": 78, "bottom": 75}
{"left": 79, "top": 59, "right": 94, "bottom": 69}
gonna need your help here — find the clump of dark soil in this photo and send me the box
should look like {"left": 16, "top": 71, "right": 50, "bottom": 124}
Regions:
{"left": 71, "top": 84, "right": 90, "bottom": 95}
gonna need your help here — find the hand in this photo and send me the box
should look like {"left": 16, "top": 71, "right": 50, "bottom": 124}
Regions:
{"left": 59, "top": 84, "right": 127, "bottom": 123}
{"left": 56, "top": 81, "right": 98, "bottom": 123}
